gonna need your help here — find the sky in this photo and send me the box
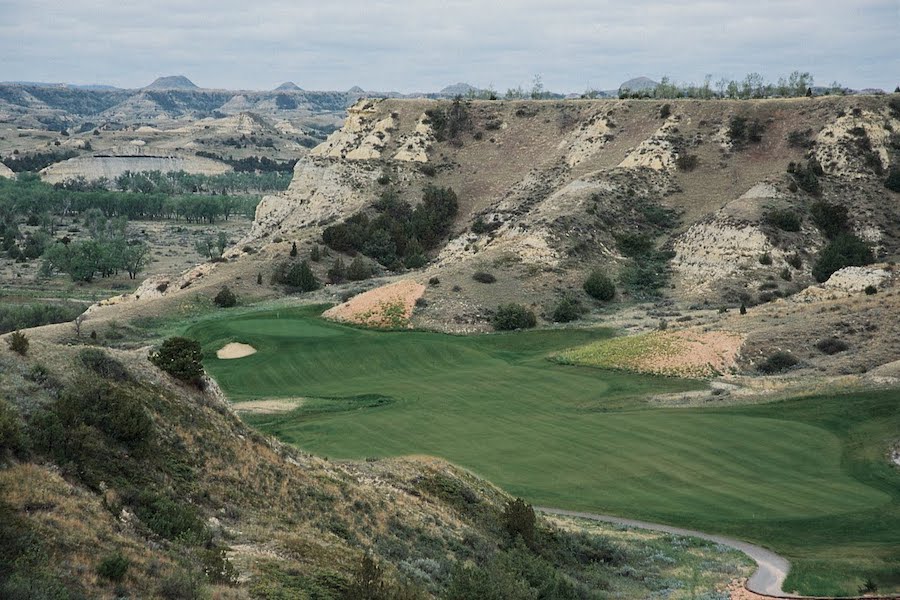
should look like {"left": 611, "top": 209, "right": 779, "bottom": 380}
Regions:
{"left": 0, "top": 0, "right": 897, "bottom": 92}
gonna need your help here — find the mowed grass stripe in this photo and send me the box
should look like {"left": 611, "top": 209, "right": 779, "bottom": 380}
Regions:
{"left": 187, "top": 307, "right": 899, "bottom": 595}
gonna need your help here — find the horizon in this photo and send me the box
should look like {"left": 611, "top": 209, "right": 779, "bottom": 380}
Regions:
{"left": 1, "top": 1, "right": 897, "bottom": 93}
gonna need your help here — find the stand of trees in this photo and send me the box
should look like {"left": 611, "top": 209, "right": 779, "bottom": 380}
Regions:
{"left": 0, "top": 175, "right": 260, "bottom": 224}
{"left": 40, "top": 211, "right": 150, "bottom": 282}
{"left": 322, "top": 186, "right": 458, "bottom": 270}
{"left": 617, "top": 71, "right": 826, "bottom": 100}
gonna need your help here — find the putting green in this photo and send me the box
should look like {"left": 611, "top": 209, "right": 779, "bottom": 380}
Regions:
{"left": 187, "top": 305, "right": 900, "bottom": 595}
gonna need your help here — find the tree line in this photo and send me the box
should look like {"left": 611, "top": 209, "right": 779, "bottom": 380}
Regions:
{"left": 0, "top": 175, "right": 260, "bottom": 224}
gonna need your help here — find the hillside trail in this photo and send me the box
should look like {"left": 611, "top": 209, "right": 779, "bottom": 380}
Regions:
{"left": 538, "top": 507, "right": 792, "bottom": 597}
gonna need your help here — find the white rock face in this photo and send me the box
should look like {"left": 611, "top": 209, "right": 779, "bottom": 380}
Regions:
{"left": 311, "top": 99, "right": 389, "bottom": 159}
{"left": 791, "top": 265, "right": 894, "bottom": 302}
{"left": 247, "top": 157, "right": 378, "bottom": 240}
{"left": 560, "top": 113, "right": 613, "bottom": 167}
{"left": 0, "top": 161, "right": 14, "bottom": 179}
{"left": 814, "top": 110, "right": 897, "bottom": 178}
{"left": 392, "top": 114, "right": 434, "bottom": 162}
{"left": 618, "top": 116, "right": 682, "bottom": 171}
{"left": 672, "top": 222, "right": 780, "bottom": 291}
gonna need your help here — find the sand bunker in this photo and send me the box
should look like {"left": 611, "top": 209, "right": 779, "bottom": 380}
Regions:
{"left": 323, "top": 280, "right": 425, "bottom": 328}
{"left": 216, "top": 343, "right": 257, "bottom": 359}
{"left": 232, "top": 399, "right": 303, "bottom": 414}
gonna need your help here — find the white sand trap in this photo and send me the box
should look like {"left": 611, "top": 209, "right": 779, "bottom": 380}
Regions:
{"left": 232, "top": 399, "right": 303, "bottom": 414}
{"left": 217, "top": 342, "right": 257, "bottom": 359}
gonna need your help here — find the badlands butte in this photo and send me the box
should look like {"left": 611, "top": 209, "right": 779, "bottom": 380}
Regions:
{"left": 1, "top": 91, "right": 899, "bottom": 600}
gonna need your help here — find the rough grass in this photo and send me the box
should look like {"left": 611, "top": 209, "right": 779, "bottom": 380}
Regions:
{"left": 187, "top": 306, "right": 900, "bottom": 596}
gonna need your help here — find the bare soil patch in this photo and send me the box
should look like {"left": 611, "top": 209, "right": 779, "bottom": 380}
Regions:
{"left": 323, "top": 280, "right": 425, "bottom": 328}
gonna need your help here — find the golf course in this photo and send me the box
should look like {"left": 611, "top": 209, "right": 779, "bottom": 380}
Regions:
{"left": 187, "top": 305, "right": 900, "bottom": 596}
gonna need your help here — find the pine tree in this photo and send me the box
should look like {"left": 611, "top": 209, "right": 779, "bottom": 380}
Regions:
{"left": 290, "top": 241, "right": 298, "bottom": 257}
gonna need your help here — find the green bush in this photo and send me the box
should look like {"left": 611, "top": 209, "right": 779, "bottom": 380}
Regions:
{"left": 758, "top": 253, "right": 773, "bottom": 265}
{"left": 6, "top": 331, "right": 28, "bottom": 356}
{"left": 271, "top": 260, "right": 320, "bottom": 292}
{"left": 97, "top": 553, "right": 130, "bottom": 582}
{"left": 674, "top": 154, "right": 699, "bottom": 172}
{"left": 502, "top": 498, "right": 536, "bottom": 546}
{"left": 810, "top": 201, "right": 849, "bottom": 238}
{"left": 150, "top": 337, "right": 204, "bottom": 384}
{"left": 583, "top": 270, "right": 615, "bottom": 301}
{"left": 493, "top": 305, "right": 536, "bottom": 331}
{"left": 472, "top": 271, "right": 496, "bottom": 284}
{"left": 812, "top": 234, "right": 874, "bottom": 283}
{"left": 213, "top": 286, "right": 237, "bottom": 308}
{"left": 79, "top": 348, "right": 130, "bottom": 382}
{"left": 131, "top": 490, "right": 208, "bottom": 543}
{"left": 757, "top": 351, "right": 799, "bottom": 374}
{"left": 0, "top": 399, "right": 27, "bottom": 459}
{"left": 816, "top": 338, "right": 848, "bottom": 355}
{"left": 885, "top": 168, "right": 900, "bottom": 193}
{"left": 764, "top": 209, "right": 802, "bottom": 232}
{"left": 347, "top": 257, "right": 373, "bottom": 281}
{"left": 864, "top": 284, "right": 878, "bottom": 295}
{"left": 615, "top": 232, "right": 655, "bottom": 257}
{"left": 327, "top": 257, "right": 347, "bottom": 283}
{"left": 551, "top": 296, "right": 584, "bottom": 323}
{"left": 56, "top": 378, "right": 153, "bottom": 451}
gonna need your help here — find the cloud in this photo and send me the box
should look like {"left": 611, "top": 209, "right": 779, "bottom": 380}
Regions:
{"left": 0, "top": 0, "right": 896, "bottom": 91}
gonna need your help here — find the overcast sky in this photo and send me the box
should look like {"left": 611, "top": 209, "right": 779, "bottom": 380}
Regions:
{"left": 1, "top": 0, "right": 897, "bottom": 92}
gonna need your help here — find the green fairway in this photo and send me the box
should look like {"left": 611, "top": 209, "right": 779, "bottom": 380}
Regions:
{"left": 187, "top": 306, "right": 900, "bottom": 596}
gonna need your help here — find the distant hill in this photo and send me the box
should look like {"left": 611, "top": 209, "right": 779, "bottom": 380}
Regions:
{"left": 144, "top": 75, "right": 199, "bottom": 90}
{"left": 275, "top": 81, "right": 302, "bottom": 92}
{"left": 347, "top": 86, "right": 366, "bottom": 94}
{"left": 619, "top": 77, "right": 659, "bottom": 93}
{"left": 440, "top": 82, "right": 480, "bottom": 96}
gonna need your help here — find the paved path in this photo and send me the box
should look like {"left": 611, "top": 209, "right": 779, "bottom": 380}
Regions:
{"left": 537, "top": 507, "right": 792, "bottom": 597}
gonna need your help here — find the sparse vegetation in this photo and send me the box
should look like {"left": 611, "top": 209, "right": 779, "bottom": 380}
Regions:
{"left": 816, "top": 338, "right": 849, "bottom": 355}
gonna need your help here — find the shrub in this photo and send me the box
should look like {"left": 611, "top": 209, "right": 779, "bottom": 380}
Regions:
{"left": 864, "top": 284, "right": 878, "bottom": 295}
{"left": 472, "top": 271, "right": 496, "bottom": 284}
{"left": 347, "top": 257, "right": 372, "bottom": 281}
{"left": 779, "top": 267, "right": 792, "bottom": 281}
{"left": 131, "top": 490, "right": 208, "bottom": 542}
{"left": 327, "top": 257, "right": 347, "bottom": 283}
{"left": 757, "top": 351, "right": 799, "bottom": 374}
{"left": 272, "top": 259, "right": 320, "bottom": 292}
{"left": 310, "top": 244, "right": 322, "bottom": 262}
{"left": 213, "top": 286, "right": 237, "bottom": 308}
{"left": 551, "top": 296, "right": 584, "bottom": 323}
{"left": 810, "top": 201, "right": 849, "bottom": 238}
{"left": 503, "top": 498, "right": 536, "bottom": 546}
{"left": 97, "top": 553, "right": 130, "bottom": 582}
{"left": 79, "top": 348, "right": 130, "bottom": 382}
{"left": 0, "top": 302, "right": 85, "bottom": 335}
{"left": 812, "top": 234, "right": 874, "bottom": 283}
{"left": 789, "top": 159, "right": 823, "bottom": 195}
{"left": 0, "top": 399, "right": 26, "bottom": 459}
{"left": 289, "top": 241, "right": 298, "bottom": 257}
{"left": 885, "top": 168, "right": 900, "bottom": 193}
{"left": 493, "top": 304, "right": 536, "bottom": 331}
{"left": 658, "top": 103, "right": 671, "bottom": 119}
{"left": 376, "top": 173, "right": 391, "bottom": 185}
{"left": 420, "top": 164, "right": 436, "bottom": 177}
{"left": 758, "top": 253, "right": 773, "bottom": 265}
{"left": 583, "top": 270, "right": 615, "bottom": 301}
{"left": 786, "top": 253, "right": 803, "bottom": 269}
{"left": 615, "top": 232, "right": 654, "bottom": 257}
{"left": 674, "top": 154, "right": 699, "bottom": 172}
{"left": 428, "top": 277, "right": 440, "bottom": 286}
{"left": 6, "top": 331, "right": 28, "bottom": 355}
{"left": 816, "top": 338, "right": 849, "bottom": 355}
{"left": 150, "top": 337, "right": 204, "bottom": 384}
{"left": 787, "top": 129, "right": 813, "bottom": 149}
{"left": 765, "top": 209, "right": 801, "bottom": 232}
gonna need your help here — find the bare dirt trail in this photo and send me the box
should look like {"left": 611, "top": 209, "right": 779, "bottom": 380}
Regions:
{"left": 538, "top": 507, "right": 792, "bottom": 596}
